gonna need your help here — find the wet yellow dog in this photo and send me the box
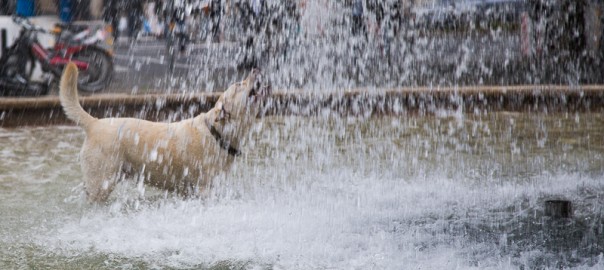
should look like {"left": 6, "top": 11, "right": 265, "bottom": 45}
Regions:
{"left": 60, "top": 63, "right": 270, "bottom": 202}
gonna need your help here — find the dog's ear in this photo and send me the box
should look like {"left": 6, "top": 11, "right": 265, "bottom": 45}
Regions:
{"left": 215, "top": 105, "right": 231, "bottom": 123}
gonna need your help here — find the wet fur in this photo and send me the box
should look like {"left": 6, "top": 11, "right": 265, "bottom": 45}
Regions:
{"left": 60, "top": 63, "right": 268, "bottom": 202}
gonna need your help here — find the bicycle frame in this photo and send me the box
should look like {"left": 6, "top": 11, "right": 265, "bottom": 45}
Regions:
{"left": 2, "top": 15, "right": 114, "bottom": 94}
{"left": 7, "top": 17, "right": 92, "bottom": 77}
{"left": 30, "top": 41, "right": 90, "bottom": 76}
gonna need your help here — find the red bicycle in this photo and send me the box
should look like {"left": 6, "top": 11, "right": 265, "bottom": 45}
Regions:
{"left": 0, "top": 16, "right": 113, "bottom": 95}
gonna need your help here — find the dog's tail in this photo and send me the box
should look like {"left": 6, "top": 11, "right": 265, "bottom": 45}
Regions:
{"left": 59, "top": 63, "right": 97, "bottom": 128}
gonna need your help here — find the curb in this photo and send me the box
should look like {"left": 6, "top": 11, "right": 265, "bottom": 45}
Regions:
{"left": 1, "top": 85, "right": 604, "bottom": 127}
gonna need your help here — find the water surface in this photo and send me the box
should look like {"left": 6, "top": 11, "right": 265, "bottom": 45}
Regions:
{"left": 1, "top": 112, "right": 602, "bottom": 269}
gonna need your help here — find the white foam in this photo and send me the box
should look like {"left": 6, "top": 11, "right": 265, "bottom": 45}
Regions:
{"left": 3, "top": 118, "right": 603, "bottom": 269}
{"left": 39, "top": 170, "right": 603, "bottom": 269}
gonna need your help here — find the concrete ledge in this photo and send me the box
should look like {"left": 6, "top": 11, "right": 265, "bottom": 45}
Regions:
{"left": 1, "top": 85, "right": 604, "bottom": 127}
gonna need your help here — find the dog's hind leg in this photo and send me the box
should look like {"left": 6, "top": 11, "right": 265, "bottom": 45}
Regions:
{"left": 80, "top": 149, "right": 123, "bottom": 203}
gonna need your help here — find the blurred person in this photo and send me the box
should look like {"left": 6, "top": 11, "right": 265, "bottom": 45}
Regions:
{"left": 239, "top": 0, "right": 266, "bottom": 68}
{"left": 381, "top": 0, "right": 403, "bottom": 64}
{"left": 367, "top": 0, "right": 384, "bottom": 35}
{"left": 210, "top": 0, "right": 222, "bottom": 42}
{"left": 156, "top": 15, "right": 166, "bottom": 38}
{"left": 142, "top": 1, "right": 163, "bottom": 37}
{"left": 297, "top": 0, "right": 307, "bottom": 36}
{"left": 383, "top": 1, "right": 402, "bottom": 38}
{"left": 128, "top": 0, "right": 144, "bottom": 38}
{"left": 172, "top": 5, "right": 189, "bottom": 52}
{"left": 251, "top": 0, "right": 263, "bottom": 18}
{"left": 118, "top": 12, "right": 128, "bottom": 39}
{"left": 103, "top": 0, "right": 121, "bottom": 40}
{"left": 351, "top": 0, "right": 365, "bottom": 37}
{"left": 270, "top": 0, "right": 301, "bottom": 62}
{"left": 283, "top": 0, "right": 301, "bottom": 37}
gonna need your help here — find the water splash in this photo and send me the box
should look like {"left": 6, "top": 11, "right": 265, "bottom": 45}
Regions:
{"left": 1, "top": 113, "right": 603, "bottom": 269}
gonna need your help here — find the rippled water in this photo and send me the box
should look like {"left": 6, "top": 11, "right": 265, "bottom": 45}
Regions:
{"left": 1, "top": 112, "right": 603, "bottom": 269}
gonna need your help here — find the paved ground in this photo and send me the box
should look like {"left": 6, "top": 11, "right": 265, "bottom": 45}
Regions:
{"left": 103, "top": 37, "right": 248, "bottom": 95}
{"left": 4, "top": 17, "right": 601, "bottom": 97}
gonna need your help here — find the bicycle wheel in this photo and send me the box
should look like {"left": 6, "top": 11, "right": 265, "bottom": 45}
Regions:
{"left": 72, "top": 46, "right": 113, "bottom": 92}
{"left": 1, "top": 52, "right": 35, "bottom": 83}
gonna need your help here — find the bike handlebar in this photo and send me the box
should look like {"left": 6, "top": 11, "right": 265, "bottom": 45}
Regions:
{"left": 12, "top": 15, "right": 47, "bottom": 33}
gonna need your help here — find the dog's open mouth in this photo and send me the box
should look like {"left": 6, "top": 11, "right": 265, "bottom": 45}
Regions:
{"left": 248, "top": 72, "right": 271, "bottom": 101}
{"left": 248, "top": 83, "right": 271, "bottom": 99}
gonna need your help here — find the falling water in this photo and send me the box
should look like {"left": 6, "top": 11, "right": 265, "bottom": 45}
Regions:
{"left": 1, "top": 0, "right": 604, "bottom": 269}
{"left": 134, "top": 0, "right": 602, "bottom": 93}
{"left": 1, "top": 112, "right": 603, "bottom": 269}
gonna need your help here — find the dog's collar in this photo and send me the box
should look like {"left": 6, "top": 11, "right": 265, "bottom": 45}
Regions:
{"left": 210, "top": 125, "right": 242, "bottom": 157}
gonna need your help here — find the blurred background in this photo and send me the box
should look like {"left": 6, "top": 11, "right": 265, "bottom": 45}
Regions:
{"left": 1, "top": 0, "right": 603, "bottom": 93}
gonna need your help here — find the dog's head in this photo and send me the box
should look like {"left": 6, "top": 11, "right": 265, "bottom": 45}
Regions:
{"left": 209, "top": 69, "right": 271, "bottom": 146}
{"left": 217, "top": 68, "right": 271, "bottom": 114}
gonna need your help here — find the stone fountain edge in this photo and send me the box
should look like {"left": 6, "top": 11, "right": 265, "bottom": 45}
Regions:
{"left": 1, "top": 85, "right": 603, "bottom": 127}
